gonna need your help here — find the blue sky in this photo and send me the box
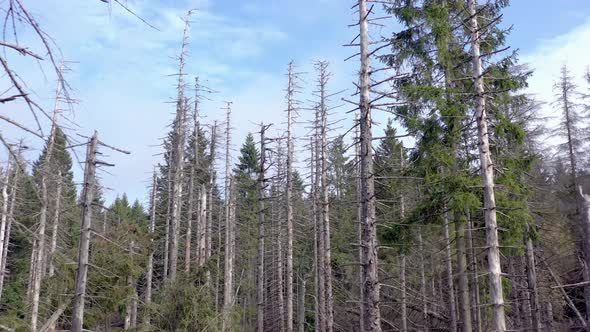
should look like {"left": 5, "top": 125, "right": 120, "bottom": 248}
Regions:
{"left": 1, "top": 0, "right": 590, "bottom": 205}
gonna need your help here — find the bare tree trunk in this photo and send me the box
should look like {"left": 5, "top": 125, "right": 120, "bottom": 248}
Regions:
{"left": 125, "top": 241, "right": 135, "bottom": 331}
{"left": 169, "top": 100, "right": 186, "bottom": 281}
{"left": 71, "top": 131, "right": 98, "bottom": 332}
{"left": 0, "top": 162, "right": 10, "bottom": 288}
{"left": 443, "top": 209, "right": 458, "bottom": 332}
{"left": 286, "top": 62, "right": 295, "bottom": 332}
{"left": 164, "top": 166, "right": 172, "bottom": 280}
{"left": 545, "top": 302, "right": 553, "bottom": 331}
{"left": 310, "top": 137, "right": 322, "bottom": 332}
{"left": 198, "top": 185, "right": 207, "bottom": 267}
{"left": 144, "top": 170, "right": 157, "bottom": 326}
{"left": 579, "top": 186, "right": 590, "bottom": 330}
{"left": 205, "top": 122, "right": 217, "bottom": 286}
{"left": 455, "top": 213, "right": 472, "bottom": 332}
{"left": 317, "top": 61, "right": 334, "bottom": 332}
{"left": 525, "top": 225, "right": 542, "bottom": 332}
{"left": 467, "top": 1, "right": 506, "bottom": 329}
{"left": 298, "top": 275, "right": 306, "bottom": 332}
{"left": 0, "top": 154, "right": 19, "bottom": 301}
{"left": 358, "top": 0, "right": 381, "bottom": 329}
{"left": 169, "top": 13, "right": 191, "bottom": 282}
{"left": 48, "top": 170, "right": 61, "bottom": 277}
{"left": 400, "top": 254, "right": 407, "bottom": 332}
{"left": 222, "top": 105, "right": 235, "bottom": 330}
{"left": 418, "top": 230, "right": 428, "bottom": 329}
{"left": 313, "top": 106, "right": 326, "bottom": 332}
{"left": 257, "top": 123, "right": 268, "bottom": 332}
{"left": 185, "top": 154, "right": 196, "bottom": 273}
{"left": 355, "top": 121, "right": 365, "bottom": 332}
{"left": 31, "top": 113, "right": 60, "bottom": 331}
{"left": 509, "top": 257, "right": 521, "bottom": 331}
{"left": 466, "top": 212, "right": 482, "bottom": 332}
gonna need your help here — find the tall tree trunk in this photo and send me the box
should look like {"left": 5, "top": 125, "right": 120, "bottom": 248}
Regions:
{"left": 400, "top": 254, "right": 407, "bottom": 332}
{"left": 359, "top": 0, "right": 381, "bottom": 329}
{"left": 222, "top": 106, "right": 235, "bottom": 330}
{"left": 455, "top": 213, "right": 472, "bottom": 332}
{"left": 48, "top": 170, "right": 62, "bottom": 277}
{"left": 317, "top": 61, "right": 334, "bottom": 332}
{"left": 314, "top": 105, "right": 326, "bottom": 332}
{"left": 205, "top": 122, "right": 217, "bottom": 286}
{"left": 169, "top": 101, "right": 186, "bottom": 281}
{"left": 0, "top": 154, "right": 19, "bottom": 301}
{"left": 0, "top": 161, "right": 10, "bottom": 289}
{"left": 71, "top": 131, "right": 98, "bottom": 332}
{"left": 185, "top": 154, "right": 196, "bottom": 273}
{"left": 31, "top": 113, "right": 60, "bottom": 331}
{"left": 467, "top": 0, "right": 506, "bottom": 329}
{"left": 125, "top": 240, "right": 135, "bottom": 331}
{"left": 579, "top": 186, "right": 590, "bottom": 330}
{"left": 164, "top": 165, "right": 172, "bottom": 280}
{"left": 418, "top": 230, "right": 428, "bottom": 329}
{"left": 286, "top": 62, "right": 295, "bottom": 332}
{"left": 169, "top": 13, "right": 190, "bottom": 282}
{"left": 355, "top": 120, "right": 365, "bottom": 332}
{"left": 466, "top": 212, "right": 482, "bottom": 332}
{"left": 310, "top": 137, "right": 322, "bottom": 332}
{"left": 144, "top": 170, "right": 157, "bottom": 326}
{"left": 525, "top": 225, "right": 542, "bottom": 332}
{"left": 443, "top": 209, "right": 458, "bottom": 332}
{"left": 257, "top": 123, "right": 267, "bottom": 332}
{"left": 298, "top": 275, "right": 306, "bottom": 332}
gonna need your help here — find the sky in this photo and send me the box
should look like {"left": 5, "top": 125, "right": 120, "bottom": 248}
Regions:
{"left": 1, "top": 0, "right": 590, "bottom": 205}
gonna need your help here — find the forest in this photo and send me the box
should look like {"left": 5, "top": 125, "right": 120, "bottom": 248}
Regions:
{"left": 0, "top": 0, "right": 590, "bottom": 331}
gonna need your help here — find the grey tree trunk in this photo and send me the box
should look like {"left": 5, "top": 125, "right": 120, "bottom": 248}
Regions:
{"left": 443, "top": 209, "right": 458, "bottom": 332}
{"left": 298, "top": 276, "right": 306, "bottom": 332}
{"left": 169, "top": 14, "right": 190, "bottom": 282}
{"left": 579, "top": 186, "right": 590, "bottom": 330}
{"left": 48, "top": 170, "right": 62, "bottom": 277}
{"left": 222, "top": 106, "right": 235, "bottom": 330}
{"left": 467, "top": 0, "right": 506, "bottom": 329}
{"left": 400, "top": 254, "right": 407, "bottom": 332}
{"left": 525, "top": 228, "right": 542, "bottom": 332}
{"left": 314, "top": 104, "right": 326, "bottom": 332}
{"left": 355, "top": 121, "right": 365, "bottom": 332}
{"left": 310, "top": 137, "right": 322, "bottom": 332}
{"left": 418, "top": 230, "right": 428, "bottom": 328}
{"left": 163, "top": 165, "right": 172, "bottom": 280}
{"left": 144, "top": 170, "right": 157, "bottom": 326}
{"left": 286, "top": 62, "right": 295, "bottom": 332}
{"left": 71, "top": 131, "right": 98, "bottom": 332}
{"left": 0, "top": 162, "right": 10, "bottom": 288}
{"left": 455, "top": 213, "right": 472, "bottom": 332}
{"left": 359, "top": 0, "right": 381, "bottom": 330}
{"left": 257, "top": 123, "right": 267, "bottom": 332}
{"left": 466, "top": 213, "right": 482, "bottom": 332}
{"left": 31, "top": 114, "right": 60, "bottom": 331}
{"left": 0, "top": 154, "right": 19, "bottom": 301}
{"left": 205, "top": 122, "right": 217, "bottom": 286}
{"left": 317, "top": 61, "right": 334, "bottom": 332}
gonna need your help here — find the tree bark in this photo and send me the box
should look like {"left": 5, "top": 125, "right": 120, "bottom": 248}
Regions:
{"left": 144, "top": 170, "right": 157, "bottom": 326}
{"left": 222, "top": 106, "right": 235, "bottom": 330}
{"left": 467, "top": 0, "right": 506, "bottom": 329}
{"left": 455, "top": 213, "right": 472, "bottom": 332}
{"left": 0, "top": 155, "right": 19, "bottom": 301}
{"left": 71, "top": 131, "right": 98, "bottom": 332}
{"left": 298, "top": 276, "right": 306, "bottom": 332}
{"left": 257, "top": 123, "right": 267, "bottom": 332}
{"left": 286, "top": 62, "right": 295, "bottom": 332}
{"left": 359, "top": 0, "right": 381, "bottom": 330}
{"left": 525, "top": 230, "right": 542, "bottom": 332}
{"left": 169, "top": 101, "right": 186, "bottom": 281}
{"left": 466, "top": 212, "right": 482, "bottom": 332}
{"left": 48, "top": 170, "right": 61, "bottom": 277}
{"left": 443, "top": 209, "right": 458, "bottom": 332}
{"left": 317, "top": 61, "right": 334, "bottom": 332}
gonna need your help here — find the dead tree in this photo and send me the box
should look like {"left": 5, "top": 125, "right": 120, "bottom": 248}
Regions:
{"left": 443, "top": 207, "right": 458, "bottom": 332}
{"left": 467, "top": 0, "right": 506, "bottom": 329}
{"left": 222, "top": 103, "right": 236, "bottom": 330}
{"left": 0, "top": 145, "right": 22, "bottom": 301}
{"left": 185, "top": 78, "right": 201, "bottom": 274}
{"left": 47, "top": 170, "right": 61, "bottom": 277}
{"left": 285, "top": 62, "right": 297, "bottom": 332}
{"left": 169, "top": 11, "right": 191, "bottom": 282}
{"left": 257, "top": 122, "right": 270, "bottom": 331}
{"left": 317, "top": 61, "right": 334, "bottom": 332}
{"left": 71, "top": 132, "right": 99, "bottom": 332}
{"left": 206, "top": 121, "right": 217, "bottom": 285}
{"left": 358, "top": 0, "right": 381, "bottom": 330}
{"left": 144, "top": 169, "right": 158, "bottom": 325}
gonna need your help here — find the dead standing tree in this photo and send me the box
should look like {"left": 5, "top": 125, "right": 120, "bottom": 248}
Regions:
{"left": 222, "top": 102, "right": 236, "bottom": 330}
{"left": 71, "top": 132, "right": 130, "bottom": 332}
{"left": 467, "top": 0, "right": 506, "bottom": 330}
{"left": 358, "top": 0, "right": 381, "bottom": 330}
{"left": 168, "top": 11, "right": 192, "bottom": 282}
{"left": 257, "top": 122, "right": 271, "bottom": 332}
